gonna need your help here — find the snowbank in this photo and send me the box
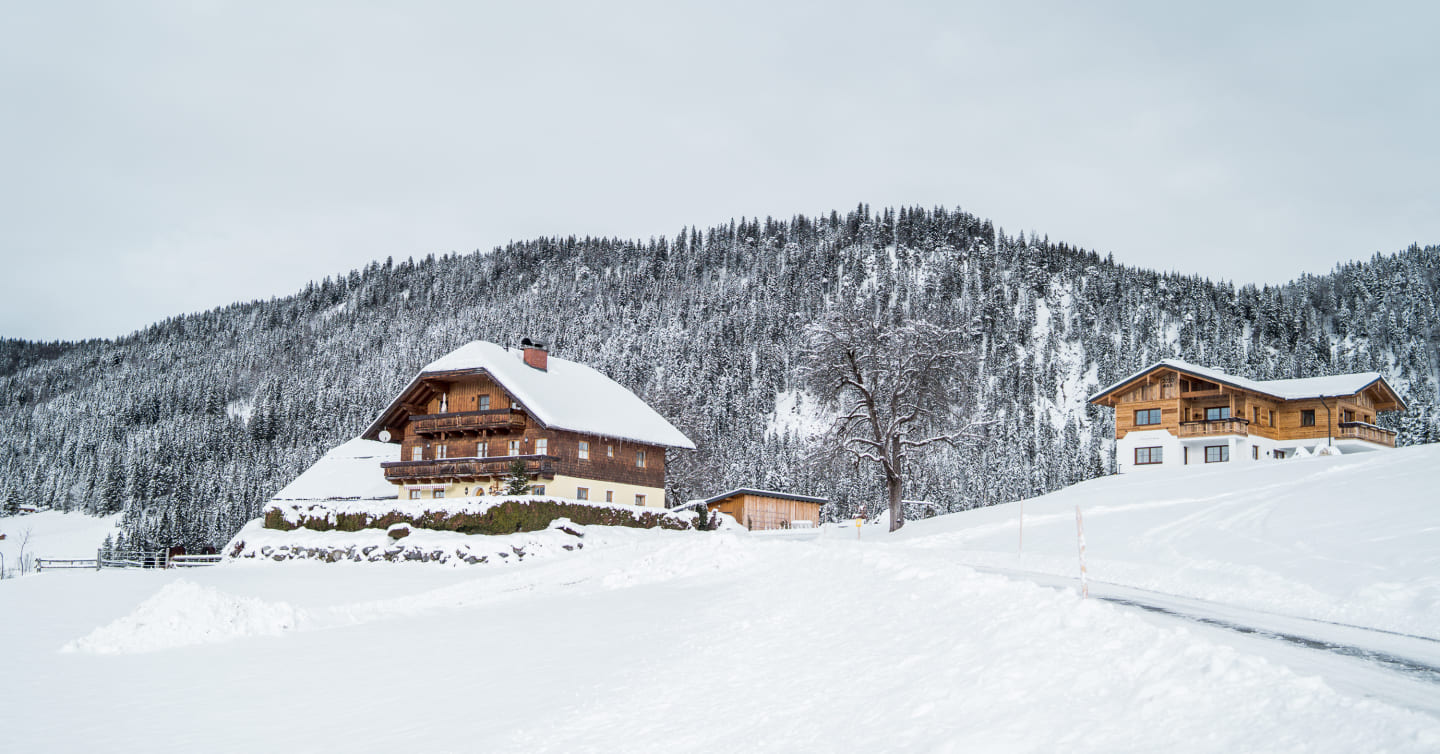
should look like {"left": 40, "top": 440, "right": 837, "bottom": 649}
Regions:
{"left": 227, "top": 517, "right": 590, "bottom": 566}
{"left": 895, "top": 443, "right": 1440, "bottom": 637}
{"left": 62, "top": 578, "right": 302, "bottom": 654}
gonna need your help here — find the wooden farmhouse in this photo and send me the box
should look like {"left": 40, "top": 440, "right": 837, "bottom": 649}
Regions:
{"left": 361, "top": 340, "right": 695, "bottom": 506}
{"left": 700, "top": 489, "right": 827, "bottom": 530}
{"left": 1089, "top": 359, "right": 1405, "bottom": 474}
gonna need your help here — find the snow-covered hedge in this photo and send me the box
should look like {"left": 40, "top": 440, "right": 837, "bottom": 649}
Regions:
{"left": 262, "top": 495, "right": 697, "bottom": 535}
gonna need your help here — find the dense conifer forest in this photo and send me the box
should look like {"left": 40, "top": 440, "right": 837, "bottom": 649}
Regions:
{"left": 2, "top": 205, "right": 1437, "bottom": 548}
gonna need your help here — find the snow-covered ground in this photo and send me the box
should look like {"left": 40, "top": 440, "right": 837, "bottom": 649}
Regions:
{"left": 3, "top": 447, "right": 1439, "bottom": 752}
{"left": 0, "top": 510, "right": 120, "bottom": 575}
{"left": 895, "top": 443, "right": 1440, "bottom": 639}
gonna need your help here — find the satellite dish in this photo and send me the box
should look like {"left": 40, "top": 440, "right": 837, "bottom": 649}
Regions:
{"left": 378, "top": 430, "right": 392, "bottom": 443}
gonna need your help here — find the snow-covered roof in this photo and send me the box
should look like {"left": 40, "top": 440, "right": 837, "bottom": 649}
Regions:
{"left": 702, "top": 488, "right": 828, "bottom": 505}
{"left": 271, "top": 438, "right": 399, "bottom": 501}
{"left": 1088, "top": 359, "right": 1404, "bottom": 408}
{"left": 366, "top": 341, "right": 695, "bottom": 449}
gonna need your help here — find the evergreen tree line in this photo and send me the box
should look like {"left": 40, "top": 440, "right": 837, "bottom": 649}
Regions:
{"left": 1, "top": 204, "right": 1436, "bottom": 548}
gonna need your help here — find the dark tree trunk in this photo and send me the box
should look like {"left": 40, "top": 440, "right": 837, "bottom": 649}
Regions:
{"left": 887, "top": 471, "right": 904, "bottom": 532}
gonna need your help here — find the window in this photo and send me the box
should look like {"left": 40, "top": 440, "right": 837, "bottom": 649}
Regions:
{"left": 576, "top": 487, "right": 589, "bottom": 501}
{"left": 636, "top": 450, "right": 646, "bottom": 468}
{"left": 1269, "top": 410, "right": 1275, "bottom": 426}
{"left": 605, "top": 490, "right": 614, "bottom": 503}
{"left": 433, "top": 489, "right": 445, "bottom": 499}
{"left": 1253, "top": 446, "right": 1259, "bottom": 460}
{"left": 409, "top": 489, "right": 422, "bottom": 500}
{"left": 439, "top": 392, "right": 448, "bottom": 413}
{"left": 532, "top": 485, "right": 545, "bottom": 495}
{"left": 1253, "top": 407, "right": 1260, "bottom": 423}
{"left": 1343, "top": 410, "right": 1354, "bottom": 423}
{"left": 535, "top": 438, "right": 548, "bottom": 456}
{"left": 412, "top": 446, "right": 423, "bottom": 461}
{"left": 1134, "top": 409, "right": 1161, "bottom": 426}
{"left": 578, "top": 441, "right": 590, "bottom": 460}
{"left": 512, "top": 400, "right": 521, "bottom": 410}
{"left": 635, "top": 494, "right": 646, "bottom": 506}
{"left": 479, "top": 395, "right": 490, "bottom": 410}
{"left": 1205, "top": 407, "right": 1230, "bottom": 421}
{"left": 1134, "top": 447, "right": 1163, "bottom": 465}
{"left": 607, "top": 445, "right": 614, "bottom": 458}
{"left": 1205, "top": 445, "right": 1229, "bottom": 463}
{"left": 436, "top": 444, "right": 447, "bottom": 459}
{"left": 1301, "top": 410, "right": 1316, "bottom": 427}
{"left": 508, "top": 439, "right": 521, "bottom": 456}
{"left": 1274, "top": 450, "right": 1287, "bottom": 460}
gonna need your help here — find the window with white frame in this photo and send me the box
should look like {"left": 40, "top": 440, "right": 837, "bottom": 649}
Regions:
{"left": 412, "top": 446, "right": 423, "bottom": 461}
{"left": 578, "top": 441, "right": 590, "bottom": 460}
{"left": 508, "top": 439, "right": 521, "bottom": 456}
{"left": 535, "top": 438, "right": 548, "bottom": 456}
{"left": 436, "top": 444, "right": 447, "bottom": 459}
{"left": 409, "top": 489, "right": 422, "bottom": 500}
{"left": 439, "top": 392, "right": 448, "bottom": 413}
{"left": 607, "top": 445, "right": 614, "bottom": 458}
{"left": 433, "top": 489, "right": 445, "bottom": 499}
{"left": 636, "top": 449, "right": 646, "bottom": 468}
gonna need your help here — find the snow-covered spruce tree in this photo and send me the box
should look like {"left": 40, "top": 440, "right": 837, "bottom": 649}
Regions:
{"left": 504, "top": 459, "right": 532, "bottom": 496}
{"left": 802, "top": 302, "right": 988, "bottom": 532}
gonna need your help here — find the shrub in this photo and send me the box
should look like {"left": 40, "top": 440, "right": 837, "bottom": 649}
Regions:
{"left": 265, "top": 498, "right": 694, "bottom": 535}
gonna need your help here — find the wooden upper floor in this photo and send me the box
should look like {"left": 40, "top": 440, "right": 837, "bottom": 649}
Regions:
{"left": 1089, "top": 360, "right": 1404, "bottom": 447}
{"left": 370, "top": 371, "right": 666, "bottom": 488}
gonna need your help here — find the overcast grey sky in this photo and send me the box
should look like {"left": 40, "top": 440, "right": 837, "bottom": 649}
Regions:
{"left": 3, "top": 1, "right": 1436, "bottom": 341}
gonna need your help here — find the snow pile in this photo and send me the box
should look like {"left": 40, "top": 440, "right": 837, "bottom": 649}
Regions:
{"left": 896, "top": 443, "right": 1440, "bottom": 637}
{"left": 63, "top": 579, "right": 303, "bottom": 655}
{"left": 227, "top": 517, "right": 589, "bottom": 566}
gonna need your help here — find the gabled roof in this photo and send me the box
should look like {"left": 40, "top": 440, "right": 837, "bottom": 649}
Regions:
{"left": 271, "top": 438, "right": 399, "bottom": 501}
{"left": 1088, "top": 358, "right": 1406, "bottom": 410}
{"left": 362, "top": 341, "right": 696, "bottom": 449}
{"left": 701, "top": 488, "right": 829, "bottom": 506}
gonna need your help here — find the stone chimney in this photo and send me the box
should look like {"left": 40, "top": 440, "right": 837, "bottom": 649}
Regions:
{"left": 521, "top": 338, "right": 548, "bottom": 371}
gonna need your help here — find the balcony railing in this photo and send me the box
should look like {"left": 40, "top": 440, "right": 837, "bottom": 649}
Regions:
{"left": 412, "top": 409, "right": 526, "bottom": 435}
{"left": 1177, "top": 418, "right": 1250, "bottom": 438}
{"left": 381, "top": 454, "right": 558, "bottom": 482}
{"left": 1337, "top": 422, "right": 1397, "bottom": 447}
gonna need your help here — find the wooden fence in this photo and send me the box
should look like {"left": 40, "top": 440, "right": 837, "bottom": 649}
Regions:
{"left": 35, "top": 550, "right": 223, "bottom": 572}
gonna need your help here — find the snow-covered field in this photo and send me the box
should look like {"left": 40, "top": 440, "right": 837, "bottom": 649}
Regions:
{"left": 0, "top": 510, "right": 120, "bottom": 575}
{"left": 3, "top": 447, "right": 1439, "bottom": 752}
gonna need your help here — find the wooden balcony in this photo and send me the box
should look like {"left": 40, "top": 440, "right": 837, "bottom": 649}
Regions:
{"left": 412, "top": 409, "right": 525, "bottom": 436}
{"left": 381, "top": 454, "right": 558, "bottom": 483}
{"left": 1337, "top": 422, "right": 1397, "bottom": 447}
{"left": 1177, "top": 418, "right": 1250, "bottom": 438}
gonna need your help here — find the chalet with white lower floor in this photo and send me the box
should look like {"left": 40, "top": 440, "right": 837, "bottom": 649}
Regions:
{"left": 361, "top": 340, "right": 695, "bottom": 506}
{"left": 1088, "top": 359, "right": 1404, "bottom": 474}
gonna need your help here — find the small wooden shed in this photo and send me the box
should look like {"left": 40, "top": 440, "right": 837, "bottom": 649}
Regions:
{"left": 702, "top": 488, "right": 827, "bottom": 531}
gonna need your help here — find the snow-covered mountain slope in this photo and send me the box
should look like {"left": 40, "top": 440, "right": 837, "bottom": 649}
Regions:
{"left": 6, "top": 468, "right": 1440, "bottom": 752}
{"left": 894, "top": 443, "right": 1440, "bottom": 638}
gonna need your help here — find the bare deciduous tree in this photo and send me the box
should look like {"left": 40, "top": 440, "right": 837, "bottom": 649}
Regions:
{"left": 804, "top": 311, "right": 986, "bottom": 532}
